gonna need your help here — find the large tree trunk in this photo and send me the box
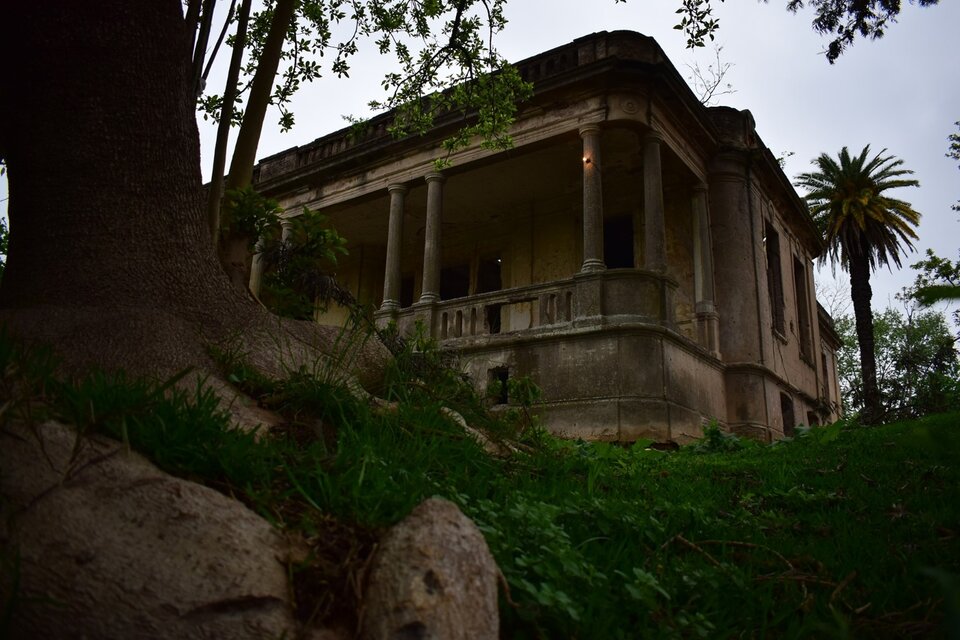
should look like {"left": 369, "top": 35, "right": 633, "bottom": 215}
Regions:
{"left": 0, "top": 2, "right": 388, "bottom": 390}
{"left": 0, "top": 2, "right": 247, "bottom": 322}
{"left": 849, "top": 253, "right": 882, "bottom": 424}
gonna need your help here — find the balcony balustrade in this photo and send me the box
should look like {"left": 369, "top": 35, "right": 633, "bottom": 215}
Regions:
{"left": 378, "top": 268, "right": 677, "bottom": 344}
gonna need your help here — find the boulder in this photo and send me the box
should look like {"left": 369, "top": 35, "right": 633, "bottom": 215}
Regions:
{"left": 361, "top": 497, "right": 499, "bottom": 640}
{"left": 0, "top": 421, "right": 299, "bottom": 639}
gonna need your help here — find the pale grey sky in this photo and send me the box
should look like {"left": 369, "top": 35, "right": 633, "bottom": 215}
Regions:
{"left": 3, "top": 1, "right": 957, "bottom": 316}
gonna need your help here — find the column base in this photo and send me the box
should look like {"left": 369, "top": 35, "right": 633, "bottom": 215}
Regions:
{"left": 580, "top": 259, "right": 606, "bottom": 273}
{"left": 379, "top": 299, "right": 400, "bottom": 314}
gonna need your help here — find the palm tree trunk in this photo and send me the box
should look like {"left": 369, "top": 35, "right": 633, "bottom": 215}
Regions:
{"left": 849, "top": 253, "right": 882, "bottom": 423}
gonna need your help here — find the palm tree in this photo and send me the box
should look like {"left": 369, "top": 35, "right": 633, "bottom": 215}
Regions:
{"left": 796, "top": 146, "right": 921, "bottom": 424}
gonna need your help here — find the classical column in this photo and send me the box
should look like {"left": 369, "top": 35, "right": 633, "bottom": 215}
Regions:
{"left": 692, "top": 184, "right": 715, "bottom": 306}
{"left": 692, "top": 183, "right": 719, "bottom": 353}
{"left": 579, "top": 124, "right": 605, "bottom": 273}
{"left": 419, "top": 172, "right": 445, "bottom": 303}
{"left": 280, "top": 216, "right": 295, "bottom": 242}
{"left": 380, "top": 183, "right": 407, "bottom": 312}
{"left": 643, "top": 132, "right": 667, "bottom": 272}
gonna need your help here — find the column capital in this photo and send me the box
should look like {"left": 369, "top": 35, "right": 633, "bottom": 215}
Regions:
{"left": 424, "top": 171, "right": 446, "bottom": 184}
{"left": 387, "top": 183, "right": 408, "bottom": 194}
{"left": 578, "top": 123, "right": 602, "bottom": 138}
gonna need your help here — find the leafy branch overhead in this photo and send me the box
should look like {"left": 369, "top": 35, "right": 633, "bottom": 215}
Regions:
{"left": 949, "top": 120, "right": 959, "bottom": 212}
{"left": 619, "top": 0, "right": 941, "bottom": 62}
{"left": 783, "top": 0, "right": 941, "bottom": 62}
{"left": 197, "top": 0, "right": 532, "bottom": 151}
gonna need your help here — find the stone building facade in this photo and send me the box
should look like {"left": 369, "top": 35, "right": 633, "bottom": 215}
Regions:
{"left": 251, "top": 31, "right": 842, "bottom": 442}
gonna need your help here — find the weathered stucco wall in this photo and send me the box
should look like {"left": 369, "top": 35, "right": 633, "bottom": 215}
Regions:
{"left": 459, "top": 325, "right": 724, "bottom": 443}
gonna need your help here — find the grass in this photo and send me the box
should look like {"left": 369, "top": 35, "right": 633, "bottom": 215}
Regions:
{"left": 1, "top": 328, "right": 959, "bottom": 638}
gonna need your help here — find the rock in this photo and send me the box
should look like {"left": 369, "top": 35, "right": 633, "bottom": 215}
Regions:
{"left": 0, "top": 421, "right": 300, "bottom": 639}
{"left": 361, "top": 497, "right": 499, "bottom": 640}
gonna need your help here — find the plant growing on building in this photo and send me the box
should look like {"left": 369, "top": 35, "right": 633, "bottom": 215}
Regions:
{"left": 796, "top": 145, "right": 921, "bottom": 424}
{"left": 220, "top": 185, "right": 284, "bottom": 242}
{"left": 258, "top": 207, "right": 351, "bottom": 320}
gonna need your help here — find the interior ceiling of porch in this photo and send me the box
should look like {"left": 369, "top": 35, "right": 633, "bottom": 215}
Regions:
{"left": 314, "top": 125, "right": 697, "bottom": 266}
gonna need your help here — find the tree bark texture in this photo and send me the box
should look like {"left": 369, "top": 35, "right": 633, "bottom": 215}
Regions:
{"left": 0, "top": 2, "right": 250, "bottom": 324}
{"left": 849, "top": 253, "right": 882, "bottom": 424}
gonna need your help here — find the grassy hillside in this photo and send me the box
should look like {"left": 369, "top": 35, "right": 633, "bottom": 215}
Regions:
{"left": 2, "top": 331, "right": 958, "bottom": 638}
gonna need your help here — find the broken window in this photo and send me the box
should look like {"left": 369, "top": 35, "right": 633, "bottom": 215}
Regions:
{"left": 489, "top": 366, "right": 509, "bottom": 404}
{"left": 486, "top": 304, "right": 502, "bottom": 334}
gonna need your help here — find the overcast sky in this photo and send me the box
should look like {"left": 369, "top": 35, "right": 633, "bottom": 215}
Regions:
{"left": 3, "top": 1, "right": 957, "bottom": 318}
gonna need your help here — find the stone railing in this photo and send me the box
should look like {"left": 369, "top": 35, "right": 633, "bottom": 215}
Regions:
{"left": 382, "top": 268, "right": 677, "bottom": 343}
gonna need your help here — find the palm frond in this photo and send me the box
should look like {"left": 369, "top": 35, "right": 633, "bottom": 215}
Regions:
{"left": 795, "top": 145, "right": 921, "bottom": 272}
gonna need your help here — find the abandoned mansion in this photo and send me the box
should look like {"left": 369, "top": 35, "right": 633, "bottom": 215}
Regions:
{"left": 249, "top": 31, "right": 843, "bottom": 442}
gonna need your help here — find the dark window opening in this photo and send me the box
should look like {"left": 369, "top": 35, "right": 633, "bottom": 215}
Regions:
{"left": 765, "top": 222, "right": 785, "bottom": 334}
{"left": 486, "top": 304, "right": 502, "bottom": 335}
{"left": 476, "top": 254, "right": 502, "bottom": 294}
{"left": 780, "top": 392, "right": 795, "bottom": 437}
{"left": 794, "top": 257, "right": 812, "bottom": 360}
{"left": 489, "top": 366, "right": 509, "bottom": 404}
{"left": 439, "top": 264, "right": 470, "bottom": 300}
{"left": 604, "top": 216, "right": 635, "bottom": 269}
{"left": 399, "top": 275, "right": 414, "bottom": 308}
{"left": 821, "top": 352, "right": 831, "bottom": 398}
{"left": 806, "top": 411, "right": 820, "bottom": 427}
